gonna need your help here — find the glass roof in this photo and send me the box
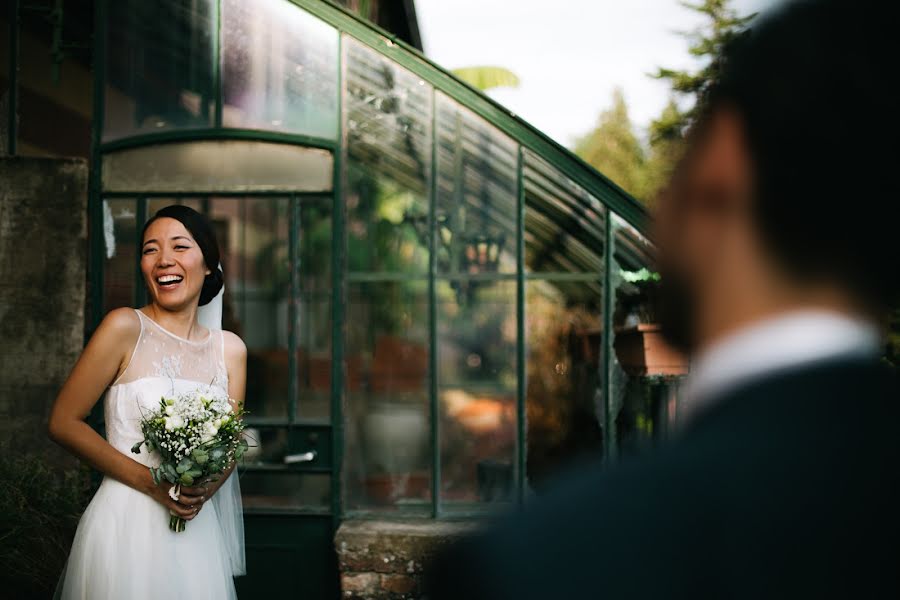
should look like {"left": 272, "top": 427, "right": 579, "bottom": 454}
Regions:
{"left": 100, "top": 0, "right": 652, "bottom": 257}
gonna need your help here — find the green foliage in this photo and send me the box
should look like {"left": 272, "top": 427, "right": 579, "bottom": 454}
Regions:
{"left": 620, "top": 268, "right": 661, "bottom": 284}
{"left": 577, "top": 1, "right": 754, "bottom": 207}
{"left": 451, "top": 66, "right": 521, "bottom": 91}
{"left": 574, "top": 88, "right": 651, "bottom": 201}
{"left": 650, "top": 0, "right": 755, "bottom": 133}
{"left": 0, "top": 446, "right": 93, "bottom": 599}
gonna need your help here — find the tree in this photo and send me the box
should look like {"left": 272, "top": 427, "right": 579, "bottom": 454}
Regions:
{"left": 650, "top": 0, "right": 755, "bottom": 135}
{"left": 573, "top": 88, "right": 649, "bottom": 202}
{"left": 640, "top": 0, "right": 754, "bottom": 203}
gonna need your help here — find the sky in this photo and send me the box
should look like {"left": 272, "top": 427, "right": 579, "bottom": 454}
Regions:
{"left": 416, "top": 0, "right": 778, "bottom": 148}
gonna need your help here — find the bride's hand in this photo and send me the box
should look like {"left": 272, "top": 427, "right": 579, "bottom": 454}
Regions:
{"left": 146, "top": 475, "right": 207, "bottom": 521}
{"left": 178, "top": 481, "right": 213, "bottom": 515}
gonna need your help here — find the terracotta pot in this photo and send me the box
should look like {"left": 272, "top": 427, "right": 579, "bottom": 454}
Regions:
{"left": 613, "top": 324, "right": 689, "bottom": 376}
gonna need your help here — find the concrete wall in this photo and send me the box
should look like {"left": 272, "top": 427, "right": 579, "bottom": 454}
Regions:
{"left": 0, "top": 156, "right": 88, "bottom": 465}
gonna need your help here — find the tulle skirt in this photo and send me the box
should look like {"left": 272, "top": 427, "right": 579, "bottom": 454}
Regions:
{"left": 53, "top": 476, "right": 238, "bottom": 599}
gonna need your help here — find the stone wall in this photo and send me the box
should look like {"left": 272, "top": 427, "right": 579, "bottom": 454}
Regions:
{"left": 0, "top": 156, "right": 88, "bottom": 465}
{"left": 335, "top": 519, "right": 477, "bottom": 599}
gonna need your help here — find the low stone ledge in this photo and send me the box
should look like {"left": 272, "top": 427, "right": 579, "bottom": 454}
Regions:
{"left": 335, "top": 519, "right": 478, "bottom": 599}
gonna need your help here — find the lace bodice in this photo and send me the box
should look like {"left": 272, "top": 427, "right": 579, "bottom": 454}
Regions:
{"left": 105, "top": 308, "right": 230, "bottom": 466}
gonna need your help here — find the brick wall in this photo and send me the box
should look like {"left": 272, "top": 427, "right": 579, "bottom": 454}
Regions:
{"left": 335, "top": 519, "right": 477, "bottom": 599}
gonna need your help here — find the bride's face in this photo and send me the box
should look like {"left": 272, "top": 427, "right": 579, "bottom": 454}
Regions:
{"left": 141, "top": 217, "right": 211, "bottom": 310}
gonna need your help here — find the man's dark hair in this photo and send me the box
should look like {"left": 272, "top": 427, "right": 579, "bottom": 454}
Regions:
{"left": 703, "top": 0, "right": 898, "bottom": 316}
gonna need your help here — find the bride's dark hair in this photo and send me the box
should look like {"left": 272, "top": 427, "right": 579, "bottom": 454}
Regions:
{"left": 141, "top": 205, "right": 223, "bottom": 306}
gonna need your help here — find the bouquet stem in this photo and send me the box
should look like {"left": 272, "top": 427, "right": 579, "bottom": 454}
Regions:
{"left": 169, "top": 514, "right": 186, "bottom": 532}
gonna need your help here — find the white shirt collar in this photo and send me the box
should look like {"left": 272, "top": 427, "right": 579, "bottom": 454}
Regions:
{"left": 680, "top": 309, "right": 882, "bottom": 425}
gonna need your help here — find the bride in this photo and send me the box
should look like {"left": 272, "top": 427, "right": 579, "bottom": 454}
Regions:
{"left": 48, "top": 205, "right": 247, "bottom": 599}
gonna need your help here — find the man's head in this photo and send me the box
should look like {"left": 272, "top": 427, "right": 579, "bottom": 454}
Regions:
{"left": 654, "top": 0, "right": 898, "bottom": 354}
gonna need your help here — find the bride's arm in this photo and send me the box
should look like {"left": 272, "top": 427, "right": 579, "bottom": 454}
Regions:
{"left": 47, "top": 308, "right": 196, "bottom": 521}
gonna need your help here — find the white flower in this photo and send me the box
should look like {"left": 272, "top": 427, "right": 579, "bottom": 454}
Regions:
{"left": 165, "top": 405, "right": 175, "bottom": 416}
{"left": 200, "top": 421, "right": 219, "bottom": 443}
{"left": 164, "top": 415, "right": 184, "bottom": 431}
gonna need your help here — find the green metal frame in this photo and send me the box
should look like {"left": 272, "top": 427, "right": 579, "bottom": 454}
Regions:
{"left": 6, "top": 0, "right": 19, "bottom": 156}
{"left": 87, "top": 0, "right": 652, "bottom": 523}
{"left": 288, "top": 0, "right": 651, "bottom": 237}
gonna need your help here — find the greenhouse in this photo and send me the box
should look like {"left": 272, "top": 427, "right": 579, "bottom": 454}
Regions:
{"left": 84, "top": 0, "right": 671, "bottom": 596}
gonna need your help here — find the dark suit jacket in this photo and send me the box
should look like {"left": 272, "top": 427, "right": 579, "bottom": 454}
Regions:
{"left": 426, "top": 357, "right": 900, "bottom": 599}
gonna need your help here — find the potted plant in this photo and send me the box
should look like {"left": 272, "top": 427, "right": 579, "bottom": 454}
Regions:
{"left": 613, "top": 269, "right": 689, "bottom": 376}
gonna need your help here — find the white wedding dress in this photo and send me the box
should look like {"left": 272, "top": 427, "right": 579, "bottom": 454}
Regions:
{"left": 53, "top": 307, "right": 245, "bottom": 599}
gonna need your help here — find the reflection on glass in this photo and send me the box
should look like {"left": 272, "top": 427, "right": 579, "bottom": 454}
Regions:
{"left": 435, "top": 93, "right": 518, "bottom": 275}
{"left": 609, "top": 213, "right": 683, "bottom": 459}
{"left": 102, "top": 141, "right": 333, "bottom": 194}
{"left": 239, "top": 471, "right": 331, "bottom": 510}
{"left": 524, "top": 151, "right": 606, "bottom": 273}
{"left": 210, "top": 197, "right": 290, "bottom": 419}
{"left": 343, "top": 280, "right": 430, "bottom": 512}
{"left": 104, "top": 0, "right": 215, "bottom": 141}
{"left": 221, "top": 0, "right": 339, "bottom": 138}
{"left": 344, "top": 37, "right": 432, "bottom": 274}
{"left": 295, "top": 200, "right": 333, "bottom": 420}
{"left": 438, "top": 280, "right": 517, "bottom": 509}
{"left": 103, "top": 199, "right": 137, "bottom": 310}
{"left": 525, "top": 280, "right": 603, "bottom": 493}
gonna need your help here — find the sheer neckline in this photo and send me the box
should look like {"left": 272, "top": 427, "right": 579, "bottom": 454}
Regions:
{"left": 109, "top": 374, "right": 227, "bottom": 392}
{"left": 135, "top": 308, "right": 212, "bottom": 345}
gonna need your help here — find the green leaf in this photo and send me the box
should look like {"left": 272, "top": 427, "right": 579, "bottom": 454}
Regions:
{"left": 131, "top": 441, "right": 143, "bottom": 454}
{"left": 179, "top": 473, "right": 194, "bottom": 485}
{"left": 192, "top": 449, "right": 209, "bottom": 465}
{"left": 176, "top": 457, "right": 194, "bottom": 474}
{"left": 451, "top": 66, "right": 520, "bottom": 91}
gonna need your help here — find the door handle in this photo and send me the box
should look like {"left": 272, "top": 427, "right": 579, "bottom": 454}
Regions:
{"left": 283, "top": 450, "right": 317, "bottom": 464}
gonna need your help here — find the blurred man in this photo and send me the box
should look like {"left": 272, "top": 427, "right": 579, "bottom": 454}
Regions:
{"left": 426, "top": 0, "right": 899, "bottom": 597}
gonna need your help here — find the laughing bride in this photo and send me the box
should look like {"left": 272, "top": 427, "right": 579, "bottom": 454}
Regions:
{"left": 48, "top": 204, "right": 247, "bottom": 599}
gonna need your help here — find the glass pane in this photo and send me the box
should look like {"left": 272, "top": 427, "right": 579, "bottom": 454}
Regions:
{"left": 210, "top": 197, "right": 291, "bottom": 419}
{"left": 436, "top": 93, "right": 518, "bottom": 275}
{"left": 221, "top": 0, "right": 339, "bottom": 138}
{"left": 296, "top": 200, "right": 333, "bottom": 420}
{"left": 103, "top": 199, "right": 137, "bottom": 310}
{"left": 609, "top": 214, "right": 684, "bottom": 458}
{"left": 524, "top": 151, "right": 606, "bottom": 273}
{"left": 146, "top": 197, "right": 204, "bottom": 216}
{"left": 438, "top": 279, "right": 517, "bottom": 510}
{"left": 103, "top": 140, "right": 333, "bottom": 193}
{"left": 239, "top": 471, "right": 331, "bottom": 510}
{"left": 344, "top": 37, "right": 432, "bottom": 274}
{"left": 104, "top": 0, "right": 215, "bottom": 141}
{"left": 343, "top": 280, "right": 431, "bottom": 512}
{"left": 526, "top": 280, "right": 604, "bottom": 493}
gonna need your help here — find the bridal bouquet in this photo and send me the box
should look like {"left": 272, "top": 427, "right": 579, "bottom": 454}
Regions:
{"left": 131, "top": 387, "right": 249, "bottom": 532}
